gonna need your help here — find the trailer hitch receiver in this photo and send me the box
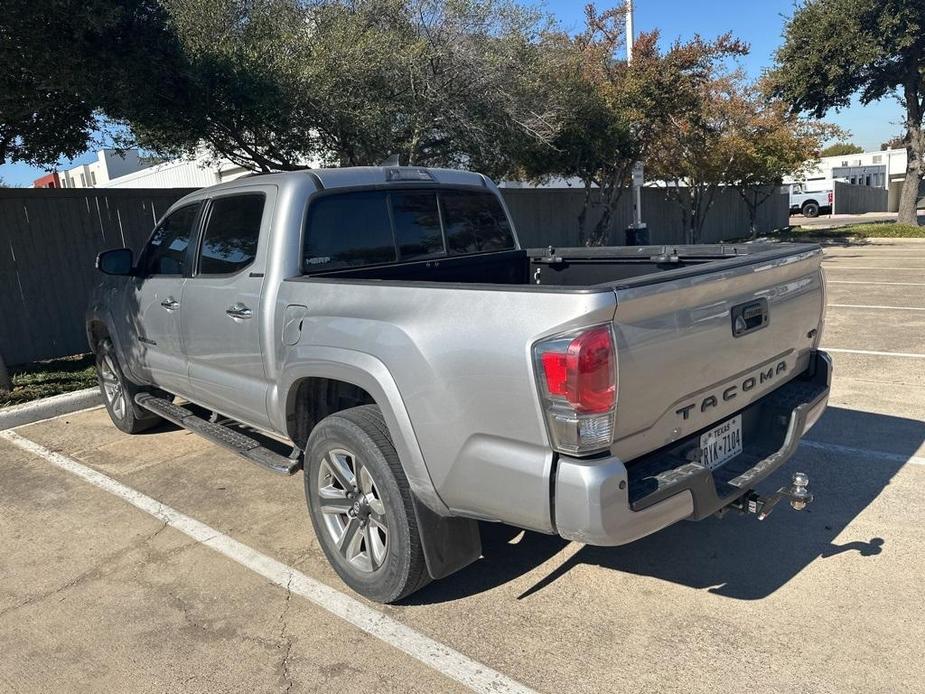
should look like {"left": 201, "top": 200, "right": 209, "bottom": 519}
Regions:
{"left": 729, "top": 472, "right": 814, "bottom": 521}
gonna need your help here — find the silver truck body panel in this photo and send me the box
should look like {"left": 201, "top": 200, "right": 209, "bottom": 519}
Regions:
{"left": 88, "top": 167, "right": 829, "bottom": 545}
{"left": 609, "top": 248, "right": 823, "bottom": 461}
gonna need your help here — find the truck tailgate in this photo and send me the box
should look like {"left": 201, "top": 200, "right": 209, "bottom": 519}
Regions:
{"left": 608, "top": 246, "right": 825, "bottom": 462}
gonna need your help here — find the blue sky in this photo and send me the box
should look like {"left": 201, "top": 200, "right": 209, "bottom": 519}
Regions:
{"left": 0, "top": 0, "right": 906, "bottom": 187}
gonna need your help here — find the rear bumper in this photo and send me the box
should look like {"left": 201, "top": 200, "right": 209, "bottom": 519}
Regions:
{"left": 554, "top": 350, "right": 832, "bottom": 546}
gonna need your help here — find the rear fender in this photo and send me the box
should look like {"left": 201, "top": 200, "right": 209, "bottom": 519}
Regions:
{"left": 274, "top": 346, "right": 449, "bottom": 516}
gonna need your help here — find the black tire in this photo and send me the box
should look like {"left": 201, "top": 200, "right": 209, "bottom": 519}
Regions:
{"left": 95, "top": 338, "right": 161, "bottom": 435}
{"left": 802, "top": 201, "right": 820, "bottom": 218}
{"left": 303, "top": 405, "right": 430, "bottom": 603}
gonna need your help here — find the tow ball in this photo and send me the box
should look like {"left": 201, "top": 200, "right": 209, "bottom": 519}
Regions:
{"left": 729, "top": 472, "right": 813, "bottom": 521}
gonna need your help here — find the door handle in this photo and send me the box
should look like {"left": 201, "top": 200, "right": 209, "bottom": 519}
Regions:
{"left": 160, "top": 297, "right": 180, "bottom": 311}
{"left": 226, "top": 303, "right": 253, "bottom": 320}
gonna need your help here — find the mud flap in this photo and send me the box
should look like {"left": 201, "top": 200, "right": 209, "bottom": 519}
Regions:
{"left": 411, "top": 494, "right": 482, "bottom": 580}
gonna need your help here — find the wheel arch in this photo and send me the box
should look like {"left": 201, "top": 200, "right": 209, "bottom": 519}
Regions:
{"left": 85, "top": 308, "right": 141, "bottom": 382}
{"left": 277, "top": 348, "right": 449, "bottom": 516}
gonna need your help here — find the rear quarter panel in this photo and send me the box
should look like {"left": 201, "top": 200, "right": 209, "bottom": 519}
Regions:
{"left": 272, "top": 279, "right": 616, "bottom": 532}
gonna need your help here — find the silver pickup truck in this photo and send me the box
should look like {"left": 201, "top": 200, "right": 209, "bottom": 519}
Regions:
{"left": 88, "top": 166, "right": 831, "bottom": 602}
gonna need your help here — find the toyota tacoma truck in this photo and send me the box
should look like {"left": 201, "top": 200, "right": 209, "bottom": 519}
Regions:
{"left": 88, "top": 166, "right": 831, "bottom": 603}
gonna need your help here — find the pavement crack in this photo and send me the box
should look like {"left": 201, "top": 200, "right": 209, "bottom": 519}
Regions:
{"left": 276, "top": 574, "right": 295, "bottom": 693}
{"left": 148, "top": 520, "right": 169, "bottom": 542}
{"left": 0, "top": 569, "right": 91, "bottom": 620}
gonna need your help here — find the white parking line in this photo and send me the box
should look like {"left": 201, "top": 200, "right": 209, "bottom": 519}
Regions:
{"left": 801, "top": 439, "right": 925, "bottom": 467}
{"left": 821, "top": 266, "right": 925, "bottom": 271}
{"left": 828, "top": 304, "right": 925, "bottom": 311}
{"left": 823, "top": 347, "right": 925, "bottom": 358}
{"left": 827, "top": 281, "right": 925, "bottom": 286}
{"left": 0, "top": 429, "right": 536, "bottom": 694}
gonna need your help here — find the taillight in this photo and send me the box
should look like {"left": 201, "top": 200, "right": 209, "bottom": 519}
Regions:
{"left": 534, "top": 325, "right": 617, "bottom": 455}
{"left": 827, "top": 191, "right": 833, "bottom": 205}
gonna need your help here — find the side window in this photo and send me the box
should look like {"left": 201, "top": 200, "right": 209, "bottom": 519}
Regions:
{"left": 140, "top": 203, "right": 201, "bottom": 276}
{"left": 390, "top": 191, "right": 444, "bottom": 260}
{"left": 198, "top": 194, "right": 265, "bottom": 275}
{"left": 304, "top": 191, "right": 395, "bottom": 271}
{"left": 440, "top": 191, "right": 515, "bottom": 254}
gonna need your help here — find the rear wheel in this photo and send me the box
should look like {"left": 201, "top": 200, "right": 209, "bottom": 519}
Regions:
{"left": 802, "top": 201, "right": 820, "bottom": 218}
{"left": 304, "top": 405, "right": 430, "bottom": 603}
{"left": 95, "top": 338, "right": 161, "bottom": 434}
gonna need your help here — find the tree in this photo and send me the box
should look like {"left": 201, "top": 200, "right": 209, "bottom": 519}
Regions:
{"left": 648, "top": 69, "right": 747, "bottom": 244}
{"left": 2, "top": 0, "right": 553, "bottom": 178}
{"left": 881, "top": 135, "right": 907, "bottom": 151}
{"left": 519, "top": 4, "right": 747, "bottom": 245}
{"left": 726, "top": 86, "right": 835, "bottom": 238}
{"left": 821, "top": 142, "right": 863, "bottom": 157}
{"left": 772, "top": 0, "right": 925, "bottom": 226}
{"left": 0, "top": 0, "right": 180, "bottom": 166}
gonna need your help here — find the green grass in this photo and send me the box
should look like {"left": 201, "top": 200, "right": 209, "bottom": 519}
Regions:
{"left": 1, "top": 353, "right": 97, "bottom": 408}
{"left": 791, "top": 222, "right": 925, "bottom": 240}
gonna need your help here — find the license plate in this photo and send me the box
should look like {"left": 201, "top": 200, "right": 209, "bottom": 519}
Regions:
{"left": 699, "top": 415, "right": 743, "bottom": 470}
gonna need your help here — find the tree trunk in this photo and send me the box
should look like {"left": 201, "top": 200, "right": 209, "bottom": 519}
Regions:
{"left": 576, "top": 180, "right": 592, "bottom": 246}
{"left": 897, "top": 138, "right": 923, "bottom": 225}
{"left": 0, "top": 351, "right": 11, "bottom": 395}
{"left": 899, "top": 81, "right": 925, "bottom": 226}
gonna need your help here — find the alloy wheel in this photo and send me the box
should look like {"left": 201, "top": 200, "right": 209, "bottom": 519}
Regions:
{"left": 316, "top": 448, "right": 389, "bottom": 573}
{"left": 99, "top": 355, "right": 126, "bottom": 420}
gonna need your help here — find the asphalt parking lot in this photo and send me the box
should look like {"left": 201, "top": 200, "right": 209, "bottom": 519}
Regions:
{"left": 2, "top": 239, "right": 924, "bottom": 694}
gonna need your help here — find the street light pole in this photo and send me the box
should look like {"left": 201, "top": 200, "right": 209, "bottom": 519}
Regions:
{"left": 626, "top": 0, "right": 646, "bottom": 241}
{"left": 626, "top": 0, "right": 634, "bottom": 62}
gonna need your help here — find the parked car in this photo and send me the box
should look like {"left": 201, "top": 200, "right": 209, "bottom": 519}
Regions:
{"left": 787, "top": 183, "right": 833, "bottom": 217}
{"left": 88, "top": 167, "right": 831, "bottom": 602}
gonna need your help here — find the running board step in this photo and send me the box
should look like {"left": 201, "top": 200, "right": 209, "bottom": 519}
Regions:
{"left": 134, "top": 393, "right": 300, "bottom": 475}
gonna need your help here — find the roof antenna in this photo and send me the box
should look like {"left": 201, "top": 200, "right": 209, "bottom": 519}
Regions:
{"left": 380, "top": 153, "right": 401, "bottom": 167}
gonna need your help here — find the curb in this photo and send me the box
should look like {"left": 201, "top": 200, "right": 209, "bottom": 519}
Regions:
{"left": 0, "top": 388, "right": 102, "bottom": 431}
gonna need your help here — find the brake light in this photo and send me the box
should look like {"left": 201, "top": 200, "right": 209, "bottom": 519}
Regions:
{"left": 540, "top": 327, "right": 615, "bottom": 412}
{"left": 827, "top": 191, "right": 833, "bottom": 205}
{"left": 534, "top": 325, "right": 617, "bottom": 455}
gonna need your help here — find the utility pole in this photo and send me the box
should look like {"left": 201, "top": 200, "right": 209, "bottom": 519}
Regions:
{"left": 625, "top": 0, "right": 647, "bottom": 244}
{"left": 626, "top": 0, "right": 634, "bottom": 62}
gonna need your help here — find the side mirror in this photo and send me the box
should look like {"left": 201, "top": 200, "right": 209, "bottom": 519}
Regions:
{"left": 96, "top": 248, "right": 134, "bottom": 276}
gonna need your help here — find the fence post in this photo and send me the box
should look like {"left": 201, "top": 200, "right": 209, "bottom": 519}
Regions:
{"left": 0, "top": 351, "right": 11, "bottom": 394}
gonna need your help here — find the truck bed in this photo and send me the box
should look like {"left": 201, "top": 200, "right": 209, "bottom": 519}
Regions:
{"left": 306, "top": 243, "right": 812, "bottom": 289}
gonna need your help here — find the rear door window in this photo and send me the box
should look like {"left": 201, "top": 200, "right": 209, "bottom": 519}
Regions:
{"left": 440, "top": 190, "right": 515, "bottom": 255}
{"left": 304, "top": 192, "right": 395, "bottom": 271}
{"left": 390, "top": 191, "right": 444, "bottom": 260}
{"left": 198, "top": 193, "right": 265, "bottom": 275}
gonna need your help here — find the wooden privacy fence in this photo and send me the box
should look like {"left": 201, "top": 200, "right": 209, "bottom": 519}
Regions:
{"left": 832, "top": 181, "right": 889, "bottom": 215}
{"left": 0, "top": 188, "right": 195, "bottom": 365}
{"left": 500, "top": 186, "right": 789, "bottom": 247}
{"left": 0, "top": 184, "right": 788, "bottom": 366}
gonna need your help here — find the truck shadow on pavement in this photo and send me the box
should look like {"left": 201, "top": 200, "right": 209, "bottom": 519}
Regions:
{"left": 408, "top": 406, "right": 922, "bottom": 604}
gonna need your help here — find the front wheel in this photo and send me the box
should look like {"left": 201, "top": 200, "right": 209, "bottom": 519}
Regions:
{"left": 802, "top": 201, "right": 820, "bottom": 218}
{"left": 95, "top": 338, "right": 161, "bottom": 434}
{"left": 304, "top": 405, "right": 430, "bottom": 603}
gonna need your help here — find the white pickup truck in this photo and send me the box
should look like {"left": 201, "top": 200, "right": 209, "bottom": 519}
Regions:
{"left": 88, "top": 166, "right": 831, "bottom": 602}
{"left": 787, "top": 183, "right": 833, "bottom": 218}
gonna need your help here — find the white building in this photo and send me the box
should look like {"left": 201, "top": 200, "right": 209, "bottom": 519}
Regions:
{"left": 785, "top": 147, "right": 909, "bottom": 211}
{"left": 101, "top": 155, "right": 251, "bottom": 188}
{"left": 55, "top": 149, "right": 151, "bottom": 188}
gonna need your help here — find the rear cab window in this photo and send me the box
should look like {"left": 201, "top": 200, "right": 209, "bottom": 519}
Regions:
{"left": 303, "top": 188, "right": 514, "bottom": 273}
